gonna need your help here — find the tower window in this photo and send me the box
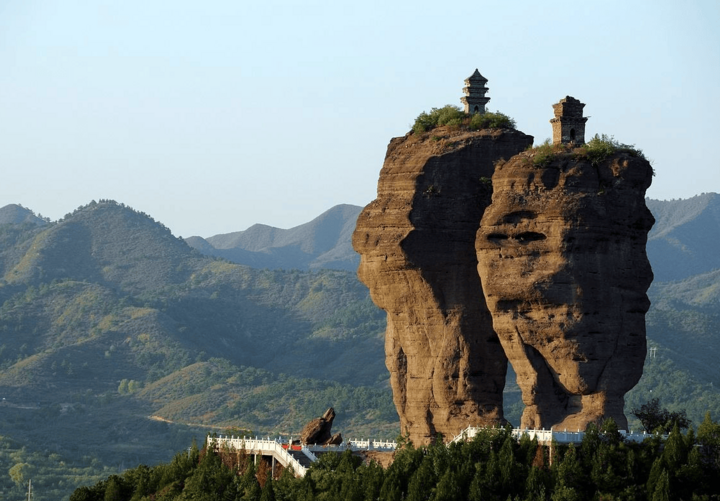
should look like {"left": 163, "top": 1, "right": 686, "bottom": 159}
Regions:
{"left": 570, "top": 128, "right": 576, "bottom": 140}
{"left": 474, "top": 106, "right": 479, "bottom": 113}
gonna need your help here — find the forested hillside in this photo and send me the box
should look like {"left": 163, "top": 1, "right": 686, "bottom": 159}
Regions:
{"left": 647, "top": 193, "right": 720, "bottom": 281}
{"left": 1, "top": 197, "right": 720, "bottom": 500}
{"left": 0, "top": 201, "right": 392, "bottom": 500}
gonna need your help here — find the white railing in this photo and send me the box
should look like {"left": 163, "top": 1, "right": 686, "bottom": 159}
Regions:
{"left": 453, "top": 426, "right": 669, "bottom": 444}
{"left": 207, "top": 435, "right": 308, "bottom": 478}
{"left": 306, "top": 438, "right": 398, "bottom": 453}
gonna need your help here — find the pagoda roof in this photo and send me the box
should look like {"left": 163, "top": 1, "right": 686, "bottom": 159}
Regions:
{"left": 466, "top": 68, "right": 488, "bottom": 83}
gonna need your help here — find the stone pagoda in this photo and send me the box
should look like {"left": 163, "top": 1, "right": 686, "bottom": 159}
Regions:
{"left": 550, "top": 96, "right": 588, "bottom": 145}
{"left": 461, "top": 69, "right": 490, "bottom": 115}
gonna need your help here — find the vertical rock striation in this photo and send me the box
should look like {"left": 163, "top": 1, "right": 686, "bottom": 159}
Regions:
{"left": 353, "top": 127, "right": 533, "bottom": 444}
{"left": 476, "top": 150, "right": 654, "bottom": 430}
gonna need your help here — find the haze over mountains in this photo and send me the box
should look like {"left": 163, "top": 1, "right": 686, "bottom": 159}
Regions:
{"left": 0, "top": 204, "right": 48, "bottom": 226}
{"left": 184, "top": 193, "right": 720, "bottom": 283}
{"left": 185, "top": 204, "right": 361, "bottom": 272}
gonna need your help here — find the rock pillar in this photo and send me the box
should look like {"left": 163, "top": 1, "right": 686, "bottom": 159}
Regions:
{"left": 353, "top": 126, "right": 533, "bottom": 444}
{"left": 476, "top": 150, "right": 654, "bottom": 430}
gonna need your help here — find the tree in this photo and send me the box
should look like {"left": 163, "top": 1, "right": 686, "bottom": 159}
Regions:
{"left": 553, "top": 444, "right": 585, "bottom": 494}
{"left": 632, "top": 398, "right": 690, "bottom": 433}
{"left": 697, "top": 411, "right": 720, "bottom": 472}
{"left": 103, "top": 476, "right": 125, "bottom": 501}
{"left": 260, "top": 478, "right": 276, "bottom": 501}
{"left": 8, "top": 462, "right": 33, "bottom": 487}
{"left": 651, "top": 469, "right": 670, "bottom": 501}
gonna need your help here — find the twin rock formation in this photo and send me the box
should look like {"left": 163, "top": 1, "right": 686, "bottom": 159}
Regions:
{"left": 352, "top": 125, "right": 654, "bottom": 444}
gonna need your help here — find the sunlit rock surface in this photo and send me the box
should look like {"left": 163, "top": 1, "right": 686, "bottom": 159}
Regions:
{"left": 353, "top": 127, "right": 532, "bottom": 444}
{"left": 477, "top": 150, "right": 654, "bottom": 430}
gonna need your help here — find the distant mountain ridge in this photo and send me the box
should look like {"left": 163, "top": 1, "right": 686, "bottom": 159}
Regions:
{"left": 185, "top": 204, "right": 361, "bottom": 272}
{"left": 4, "top": 195, "right": 720, "bottom": 280}
{"left": 0, "top": 204, "right": 47, "bottom": 226}
{"left": 647, "top": 193, "right": 720, "bottom": 281}
{"left": 182, "top": 195, "right": 720, "bottom": 282}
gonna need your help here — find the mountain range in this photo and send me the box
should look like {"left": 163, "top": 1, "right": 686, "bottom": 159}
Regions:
{"left": 183, "top": 193, "right": 720, "bottom": 283}
{"left": 0, "top": 195, "right": 719, "bottom": 500}
{"left": 185, "top": 204, "right": 361, "bottom": 272}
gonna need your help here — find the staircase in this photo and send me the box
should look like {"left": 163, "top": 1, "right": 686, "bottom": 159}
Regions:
{"left": 287, "top": 449, "right": 314, "bottom": 468}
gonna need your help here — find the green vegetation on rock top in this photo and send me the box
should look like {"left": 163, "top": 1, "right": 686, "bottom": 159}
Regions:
{"left": 529, "top": 134, "right": 648, "bottom": 168}
{"left": 412, "top": 105, "right": 516, "bottom": 134}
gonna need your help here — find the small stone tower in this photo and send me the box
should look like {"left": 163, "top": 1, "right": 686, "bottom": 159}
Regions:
{"left": 550, "top": 96, "right": 588, "bottom": 145}
{"left": 461, "top": 69, "right": 490, "bottom": 114}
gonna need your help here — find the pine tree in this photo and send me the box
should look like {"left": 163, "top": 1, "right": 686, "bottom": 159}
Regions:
{"left": 103, "top": 476, "right": 123, "bottom": 501}
{"left": 360, "top": 460, "right": 385, "bottom": 501}
{"left": 663, "top": 423, "right": 689, "bottom": 471}
{"left": 378, "top": 468, "right": 403, "bottom": 501}
{"left": 498, "top": 435, "right": 524, "bottom": 497}
{"left": 405, "top": 457, "right": 437, "bottom": 501}
{"left": 552, "top": 445, "right": 585, "bottom": 496}
{"left": 434, "top": 469, "right": 464, "bottom": 501}
{"left": 651, "top": 469, "right": 670, "bottom": 501}
{"left": 260, "top": 478, "right": 276, "bottom": 501}
{"left": 647, "top": 451, "right": 666, "bottom": 492}
{"left": 697, "top": 411, "right": 720, "bottom": 495}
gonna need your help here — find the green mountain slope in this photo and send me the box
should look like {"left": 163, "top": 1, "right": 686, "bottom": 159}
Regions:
{"left": 0, "top": 201, "right": 393, "bottom": 500}
{"left": 647, "top": 193, "right": 720, "bottom": 281}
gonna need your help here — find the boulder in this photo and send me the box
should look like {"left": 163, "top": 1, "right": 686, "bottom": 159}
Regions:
{"left": 300, "top": 407, "right": 336, "bottom": 445}
{"left": 326, "top": 433, "right": 343, "bottom": 445}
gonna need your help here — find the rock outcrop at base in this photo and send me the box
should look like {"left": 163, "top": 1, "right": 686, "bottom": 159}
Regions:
{"left": 476, "top": 150, "right": 654, "bottom": 430}
{"left": 300, "top": 408, "right": 337, "bottom": 445}
{"left": 353, "top": 127, "right": 533, "bottom": 444}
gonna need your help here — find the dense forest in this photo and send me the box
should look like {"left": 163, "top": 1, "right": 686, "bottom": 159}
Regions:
{"left": 69, "top": 415, "right": 720, "bottom": 501}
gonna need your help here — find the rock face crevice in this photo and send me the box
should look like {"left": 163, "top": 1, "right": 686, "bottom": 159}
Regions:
{"left": 353, "top": 127, "right": 533, "bottom": 444}
{"left": 476, "top": 152, "right": 654, "bottom": 430}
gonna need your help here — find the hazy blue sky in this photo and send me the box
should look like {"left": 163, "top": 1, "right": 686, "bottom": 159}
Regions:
{"left": 1, "top": 0, "right": 718, "bottom": 237}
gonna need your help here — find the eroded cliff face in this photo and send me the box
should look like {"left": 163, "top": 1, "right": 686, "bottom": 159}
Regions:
{"left": 353, "top": 127, "right": 533, "bottom": 444}
{"left": 476, "top": 151, "right": 654, "bottom": 430}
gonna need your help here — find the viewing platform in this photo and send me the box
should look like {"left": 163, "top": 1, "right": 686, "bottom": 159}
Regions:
{"left": 206, "top": 435, "right": 398, "bottom": 478}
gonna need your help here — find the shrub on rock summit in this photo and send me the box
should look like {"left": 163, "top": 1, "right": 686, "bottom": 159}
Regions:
{"left": 412, "top": 105, "right": 516, "bottom": 134}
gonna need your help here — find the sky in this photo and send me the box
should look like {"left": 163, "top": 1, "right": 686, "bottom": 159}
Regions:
{"left": 1, "top": 0, "right": 719, "bottom": 238}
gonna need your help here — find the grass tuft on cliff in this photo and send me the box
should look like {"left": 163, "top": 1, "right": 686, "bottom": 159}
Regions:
{"left": 528, "top": 134, "right": 648, "bottom": 167}
{"left": 580, "top": 133, "right": 647, "bottom": 165}
{"left": 412, "top": 105, "right": 516, "bottom": 134}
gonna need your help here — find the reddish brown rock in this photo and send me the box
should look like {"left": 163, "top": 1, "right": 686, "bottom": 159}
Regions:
{"left": 476, "top": 150, "right": 654, "bottom": 431}
{"left": 353, "top": 126, "right": 533, "bottom": 444}
{"left": 327, "top": 433, "right": 343, "bottom": 445}
{"left": 300, "top": 407, "right": 336, "bottom": 445}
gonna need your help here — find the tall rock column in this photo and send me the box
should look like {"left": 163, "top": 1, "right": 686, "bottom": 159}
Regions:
{"left": 353, "top": 127, "right": 533, "bottom": 444}
{"left": 476, "top": 150, "right": 655, "bottom": 430}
